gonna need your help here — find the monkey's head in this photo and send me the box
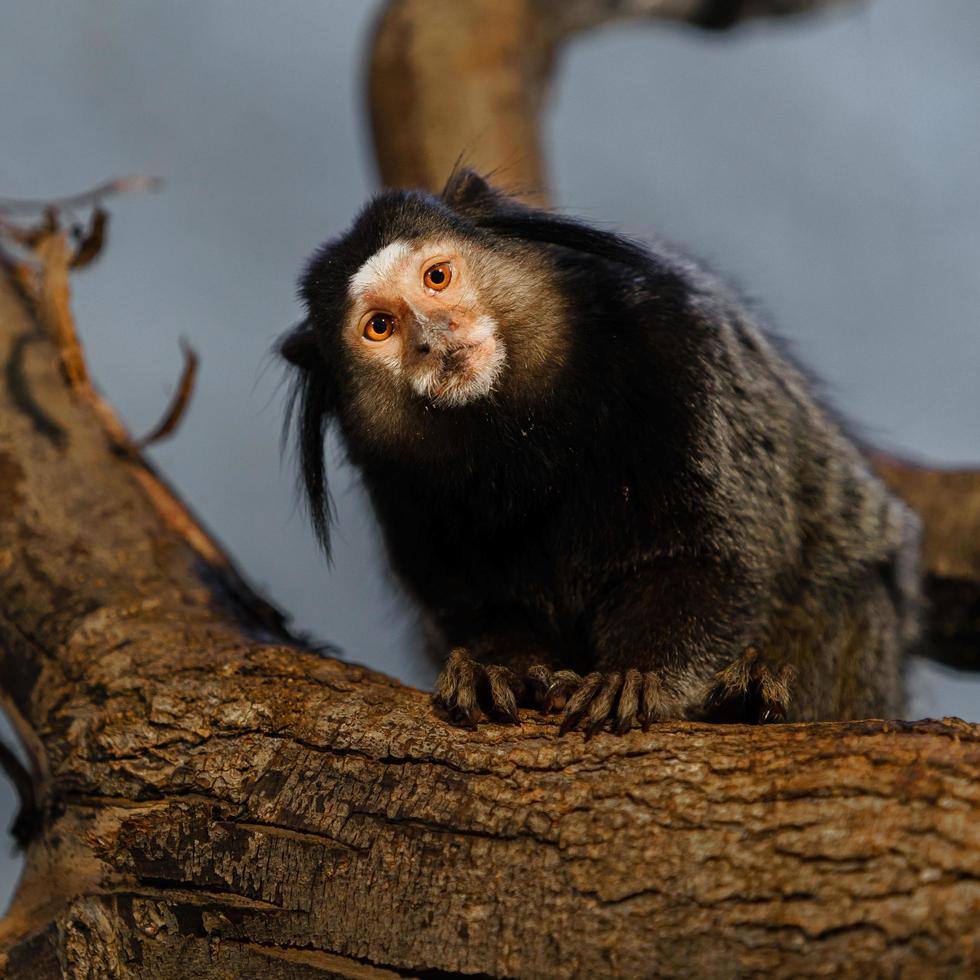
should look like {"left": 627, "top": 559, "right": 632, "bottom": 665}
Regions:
{"left": 318, "top": 228, "right": 522, "bottom": 413}
{"left": 281, "top": 169, "right": 650, "bottom": 551}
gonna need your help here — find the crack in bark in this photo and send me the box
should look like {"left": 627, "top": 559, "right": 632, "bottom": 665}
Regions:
{"left": 226, "top": 820, "right": 370, "bottom": 854}
{"left": 230, "top": 938, "right": 493, "bottom": 979}
{"left": 129, "top": 877, "right": 288, "bottom": 912}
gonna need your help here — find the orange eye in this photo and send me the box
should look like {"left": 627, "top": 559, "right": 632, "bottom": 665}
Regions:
{"left": 363, "top": 313, "right": 396, "bottom": 342}
{"left": 423, "top": 262, "right": 452, "bottom": 292}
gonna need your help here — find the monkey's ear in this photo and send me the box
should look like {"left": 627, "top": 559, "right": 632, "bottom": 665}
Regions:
{"left": 442, "top": 168, "right": 506, "bottom": 219}
{"left": 279, "top": 320, "right": 320, "bottom": 370}
{"left": 444, "top": 168, "right": 649, "bottom": 271}
{"left": 278, "top": 320, "right": 336, "bottom": 557}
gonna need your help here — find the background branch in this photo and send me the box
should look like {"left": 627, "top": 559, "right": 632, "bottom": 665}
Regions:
{"left": 368, "top": 0, "right": 861, "bottom": 202}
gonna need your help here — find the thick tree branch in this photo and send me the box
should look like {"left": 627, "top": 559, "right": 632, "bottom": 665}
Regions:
{"left": 1, "top": 0, "right": 978, "bottom": 976}
{"left": 0, "top": 273, "right": 977, "bottom": 973}
{"left": 368, "top": 0, "right": 860, "bottom": 201}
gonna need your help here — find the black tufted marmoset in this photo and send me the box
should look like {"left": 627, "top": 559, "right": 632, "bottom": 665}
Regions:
{"left": 280, "top": 169, "right": 921, "bottom": 734}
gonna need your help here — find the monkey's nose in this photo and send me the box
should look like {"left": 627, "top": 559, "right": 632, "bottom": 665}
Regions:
{"left": 415, "top": 319, "right": 456, "bottom": 353}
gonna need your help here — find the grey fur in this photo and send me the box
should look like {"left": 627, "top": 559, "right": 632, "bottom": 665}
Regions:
{"left": 283, "top": 171, "right": 923, "bottom": 731}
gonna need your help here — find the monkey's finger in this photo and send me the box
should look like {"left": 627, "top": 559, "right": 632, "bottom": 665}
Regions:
{"left": 640, "top": 671, "right": 667, "bottom": 729}
{"left": 435, "top": 648, "right": 483, "bottom": 726}
{"left": 485, "top": 666, "right": 521, "bottom": 724}
{"left": 710, "top": 646, "right": 757, "bottom": 702}
{"left": 441, "top": 647, "right": 473, "bottom": 692}
{"left": 756, "top": 662, "right": 795, "bottom": 723}
{"left": 441, "top": 691, "right": 481, "bottom": 728}
{"left": 615, "top": 669, "right": 642, "bottom": 734}
{"left": 559, "top": 672, "right": 602, "bottom": 735}
{"left": 526, "top": 664, "right": 554, "bottom": 704}
{"left": 584, "top": 672, "right": 622, "bottom": 738}
{"left": 434, "top": 654, "right": 463, "bottom": 705}
{"left": 544, "top": 670, "right": 582, "bottom": 713}
{"left": 436, "top": 677, "right": 456, "bottom": 708}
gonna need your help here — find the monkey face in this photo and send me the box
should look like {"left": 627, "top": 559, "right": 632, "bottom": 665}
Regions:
{"left": 344, "top": 239, "right": 506, "bottom": 409}
{"left": 284, "top": 176, "right": 616, "bottom": 547}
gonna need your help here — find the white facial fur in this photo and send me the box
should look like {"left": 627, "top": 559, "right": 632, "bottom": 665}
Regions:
{"left": 348, "top": 241, "right": 413, "bottom": 299}
{"left": 346, "top": 239, "right": 506, "bottom": 409}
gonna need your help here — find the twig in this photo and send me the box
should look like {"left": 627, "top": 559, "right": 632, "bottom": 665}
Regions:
{"left": 0, "top": 175, "right": 163, "bottom": 214}
{"left": 70, "top": 207, "right": 109, "bottom": 270}
{"left": 33, "top": 232, "right": 90, "bottom": 391}
{"left": 135, "top": 339, "right": 199, "bottom": 448}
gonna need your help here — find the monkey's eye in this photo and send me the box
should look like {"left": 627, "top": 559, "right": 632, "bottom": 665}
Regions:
{"left": 363, "top": 313, "right": 396, "bottom": 342}
{"left": 423, "top": 262, "right": 452, "bottom": 292}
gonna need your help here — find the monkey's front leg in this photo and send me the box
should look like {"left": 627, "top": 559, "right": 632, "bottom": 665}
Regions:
{"left": 434, "top": 632, "right": 560, "bottom": 727}
{"left": 556, "top": 565, "right": 792, "bottom": 734}
{"left": 528, "top": 663, "right": 669, "bottom": 736}
{"left": 546, "top": 647, "right": 794, "bottom": 734}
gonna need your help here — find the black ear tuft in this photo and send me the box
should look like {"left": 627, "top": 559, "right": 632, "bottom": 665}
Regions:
{"left": 442, "top": 168, "right": 505, "bottom": 219}
{"left": 279, "top": 320, "right": 320, "bottom": 370}
{"left": 278, "top": 321, "right": 336, "bottom": 557}
{"left": 443, "top": 168, "right": 650, "bottom": 272}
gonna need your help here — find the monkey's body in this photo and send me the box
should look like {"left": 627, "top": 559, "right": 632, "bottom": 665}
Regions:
{"left": 283, "top": 171, "right": 920, "bottom": 731}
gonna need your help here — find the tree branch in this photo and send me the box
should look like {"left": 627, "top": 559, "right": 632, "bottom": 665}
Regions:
{"left": 368, "top": 0, "right": 862, "bottom": 201}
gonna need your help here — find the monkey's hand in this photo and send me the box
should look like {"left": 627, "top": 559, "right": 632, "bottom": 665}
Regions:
{"left": 704, "top": 647, "right": 795, "bottom": 723}
{"left": 528, "top": 666, "right": 671, "bottom": 737}
{"left": 434, "top": 648, "right": 527, "bottom": 727}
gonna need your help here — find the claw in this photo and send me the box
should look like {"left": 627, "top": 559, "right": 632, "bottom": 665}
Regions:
{"left": 526, "top": 664, "right": 554, "bottom": 703}
{"left": 640, "top": 671, "right": 666, "bottom": 729}
{"left": 550, "top": 669, "right": 671, "bottom": 735}
{"left": 434, "top": 649, "right": 525, "bottom": 727}
{"left": 559, "top": 673, "right": 603, "bottom": 734}
{"left": 583, "top": 672, "right": 621, "bottom": 738}
{"left": 525, "top": 664, "right": 591, "bottom": 717}
{"left": 615, "top": 669, "right": 642, "bottom": 734}
{"left": 707, "top": 648, "right": 795, "bottom": 724}
{"left": 543, "top": 670, "right": 582, "bottom": 713}
{"left": 757, "top": 663, "right": 795, "bottom": 723}
{"left": 486, "top": 665, "right": 521, "bottom": 724}
{"left": 449, "top": 706, "right": 480, "bottom": 729}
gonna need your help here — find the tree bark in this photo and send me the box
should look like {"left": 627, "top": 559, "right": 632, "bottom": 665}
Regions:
{"left": 2, "top": 0, "right": 979, "bottom": 976}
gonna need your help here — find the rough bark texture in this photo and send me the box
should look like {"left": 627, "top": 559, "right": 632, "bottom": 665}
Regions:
{"left": 2, "top": 0, "right": 979, "bottom": 976}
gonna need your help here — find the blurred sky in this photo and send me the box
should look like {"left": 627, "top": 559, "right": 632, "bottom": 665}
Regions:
{"left": 1, "top": 0, "right": 979, "bottom": 912}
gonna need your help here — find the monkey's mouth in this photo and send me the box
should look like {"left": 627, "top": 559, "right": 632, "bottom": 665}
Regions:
{"left": 439, "top": 343, "right": 480, "bottom": 369}
{"left": 432, "top": 343, "right": 487, "bottom": 391}
{"left": 414, "top": 337, "right": 505, "bottom": 408}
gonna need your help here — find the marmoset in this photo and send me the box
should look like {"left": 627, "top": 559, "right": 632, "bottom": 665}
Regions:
{"left": 280, "top": 170, "right": 921, "bottom": 734}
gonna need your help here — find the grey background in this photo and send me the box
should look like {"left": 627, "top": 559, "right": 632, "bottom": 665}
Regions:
{"left": 1, "top": 0, "right": 978, "bottom": 913}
